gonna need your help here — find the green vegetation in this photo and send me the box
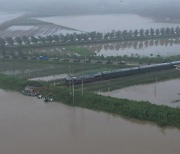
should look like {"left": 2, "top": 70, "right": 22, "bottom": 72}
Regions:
{"left": 47, "top": 86, "right": 180, "bottom": 128}
{"left": 0, "top": 74, "right": 42, "bottom": 91}
{"left": 0, "top": 73, "right": 180, "bottom": 128}
{"left": 1, "top": 26, "right": 180, "bottom": 48}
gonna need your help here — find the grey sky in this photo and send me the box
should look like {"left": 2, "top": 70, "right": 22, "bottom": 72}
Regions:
{"left": 0, "top": 0, "right": 179, "bottom": 17}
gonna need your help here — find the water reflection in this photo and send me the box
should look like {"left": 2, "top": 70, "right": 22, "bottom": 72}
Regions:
{"left": 83, "top": 37, "right": 180, "bottom": 57}
{"left": 0, "top": 37, "right": 180, "bottom": 58}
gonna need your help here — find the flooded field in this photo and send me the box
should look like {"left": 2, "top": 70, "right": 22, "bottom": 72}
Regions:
{"left": 1, "top": 37, "right": 180, "bottom": 58}
{"left": 0, "top": 89, "right": 180, "bottom": 154}
{"left": 101, "top": 79, "right": 180, "bottom": 108}
{"left": 0, "top": 24, "right": 79, "bottom": 38}
{"left": 0, "top": 12, "right": 22, "bottom": 24}
{"left": 84, "top": 37, "right": 180, "bottom": 57}
{"left": 0, "top": 12, "right": 79, "bottom": 38}
{"left": 36, "top": 14, "right": 180, "bottom": 33}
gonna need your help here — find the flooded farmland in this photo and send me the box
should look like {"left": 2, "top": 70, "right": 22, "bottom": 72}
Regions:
{"left": 101, "top": 79, "right": 180, "bottom": 108}
{"left": 0, "top": 12, "right": 23, "bottom": 24}
{"left": 0, "top": 89, "right": 180, "bottom": 154}
{"left": 1, "top": 37, "right": 180, "bottom": 59}
{"left": 84, "top": 37, "right": 180, "bottom": 57}
{"left": 36, "top": 14, "right": 180, "bottom": 33}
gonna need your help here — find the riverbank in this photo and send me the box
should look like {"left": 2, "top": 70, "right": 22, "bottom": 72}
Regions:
{"left": 1, "top": 74, "right": 180, "bottom": 128}
{"left": 46, "top": 86, "right": 180, "bottom": 128}
{"left": 0, "top": 74, "right": 43, "bottom": 91}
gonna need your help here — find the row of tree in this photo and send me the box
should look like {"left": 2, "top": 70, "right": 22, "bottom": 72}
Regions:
{"left": 0, "top": 26, "right": 180, "bottom": 47}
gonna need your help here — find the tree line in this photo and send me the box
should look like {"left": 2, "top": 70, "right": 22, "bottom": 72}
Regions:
{"left": 0, "top": 26, "right": 180, "bottom": 47}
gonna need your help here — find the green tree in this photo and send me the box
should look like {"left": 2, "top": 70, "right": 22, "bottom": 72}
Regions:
{"left": 104, "top": 32, "right": 110, "bottom": 40}
{"left": 38, "top": 36, "right": 46, "bottom": 43}
{"left": 170, "top": 27, "right": 175, "bottom": 35}
{"left": 122, "top": 30, "right": 128, "bottom": 38}
{"left": 46, "top": 35, "right": 54, "bottom": 43}
{"left": 160, "top": 28, "right": 165, "bottom": 36}
{"left": 115, "top": 30, "right": 122, "bottom": 39}
{"left": 97, "top": 32, "right": 103, "bottom": 40}
{"left": 89, "top": 31, "right": 97, "bottom": 40}
{"left": 14, "top": 37, "right": 22, "bottom": 45}
{"left": 110, "top": 30, "right": 115, "bottom": 39}
{"left": 30, "top": 36, "right": 38, "bottom": 44}
{"left": 22, "top": 36, "right": 30, "bottom": 45}
{"left": 145, "top": 29, "right": 150, "bottom": 37}
{"left": 150, "top": 28, "right": 155, "bottom": 36}
{"left": 5, "top": 37, "right": 14, "bottom": 46}
{"left": 128, "top": 30, "right": 133, "bottom": 38}
{"left": 133, "top": 29, "right": 139, "bottom": 38}
{"left": 139, "top": 29, "right": 144, "bottom": 37}
{"left": 175, "top": 26, "right": 180, "bottom": 35}
{"left": 165, "top": 27, "right": 171, "bottom": 35}
{"left": 0, "top": 38, "right": 6, "bottom": 47}
{"left": 155, "top": 29, "right": 160, "bottom": 36}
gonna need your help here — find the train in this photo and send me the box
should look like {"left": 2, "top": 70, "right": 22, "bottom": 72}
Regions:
{"left": 64, "top": 61, "right": 180, "bottom": 85}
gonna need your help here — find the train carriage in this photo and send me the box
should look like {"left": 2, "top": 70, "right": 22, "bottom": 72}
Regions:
{"left": 64, "top": 61, "right": 180, "bottom": 85}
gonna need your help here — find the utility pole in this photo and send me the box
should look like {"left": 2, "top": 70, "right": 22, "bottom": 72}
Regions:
{"left": 85, "top": 56, "right": 86, "bottom": 63}
{"left": 72, "top": 82, "right": 75, "bottom": 105}
{"left": 108, "top": 80, "right": 110, "bottom": 92}
{"left": 154, "top": 77, "right": 157, "bottom": 97}
{"left": 54, "top": 76, "right": 56, "bottom": 86}
{"left": 69, "top": 65, "right": 71, "bottom": 75}
{"left": 81, "top": 66, "right": 84, "bottom": 96}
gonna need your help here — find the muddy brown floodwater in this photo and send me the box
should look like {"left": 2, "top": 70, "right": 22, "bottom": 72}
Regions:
{"left": 101, "top": 79, "right": 180, "bottom": 108}
{"left": 0, "top": 89, "right": 180, "bottom": 154}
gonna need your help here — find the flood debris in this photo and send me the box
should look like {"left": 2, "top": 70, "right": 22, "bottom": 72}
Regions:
{"left": 22, "top": 86, "right": 54, "bottom": 103}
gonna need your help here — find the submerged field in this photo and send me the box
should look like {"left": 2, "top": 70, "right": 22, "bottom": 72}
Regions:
{"left": 36, "top": 14, "right": 180, "bottom": 32}
{"left": 100, "top": 79, "right": 180, "bottom": 108}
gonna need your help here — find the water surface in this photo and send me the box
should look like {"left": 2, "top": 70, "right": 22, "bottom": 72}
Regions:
{"left": 0, "top": 89, "right": 180, "bottom": 154}
{"left": 36, "top": 14, "right": 180, "bottom": 33}
{"left": 1, "top": 37, "right": 180, "bottom": 58}
{"left": 93, "top": 38, "right": 180, "bottom": 57}
{"left": 0, "top": 12, "right": 23, "bottom": 24}
{"left": 101, "top": 79, "right": 180, "bottom": 108}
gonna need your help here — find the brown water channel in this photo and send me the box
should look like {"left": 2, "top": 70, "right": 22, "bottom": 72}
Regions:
{"left": 101, "top": 79, "right": 180, "bottom": 108}
{"left": 0, "top": 89, "right": 180, "bottom": 154}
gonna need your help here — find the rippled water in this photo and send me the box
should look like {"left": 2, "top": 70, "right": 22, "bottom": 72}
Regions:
{"left": 0, "top": 89, "right": 180, "bottom": 154}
